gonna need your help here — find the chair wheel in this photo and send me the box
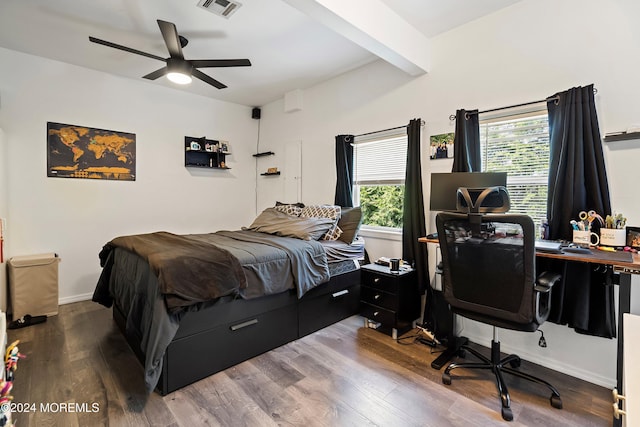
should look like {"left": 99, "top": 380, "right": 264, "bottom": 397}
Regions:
{"left": 550, "top": 394, "right": 563, "bottom": 409}
{"left": 509, "top": 358, "right": 521, "bottom": 368}
{"left": 442, "top": 372, "right": 452, "bottom": 385}
{"left": 501, "top": 406, "right": 513, "bottom": 421}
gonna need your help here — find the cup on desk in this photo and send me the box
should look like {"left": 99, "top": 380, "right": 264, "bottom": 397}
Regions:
{"left": 600, "top": 228, "right": 626, "bottom": 247}
{"left": 573, "top": 230, "right": 599, "bottom": 247}
{"left": 390, "top": 258, "right": 400, "bottom": 272}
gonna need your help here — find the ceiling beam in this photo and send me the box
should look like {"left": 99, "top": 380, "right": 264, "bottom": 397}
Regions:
{"left": 283, "top": 0, "right": 430, "bottom": 76}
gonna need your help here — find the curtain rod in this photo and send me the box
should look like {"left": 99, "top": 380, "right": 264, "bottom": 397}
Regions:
{"left": 354, "top": 119, "right": 425, "bottom": 138}
{"left": 448, "top": 87, "right": 598, "bottom": 121}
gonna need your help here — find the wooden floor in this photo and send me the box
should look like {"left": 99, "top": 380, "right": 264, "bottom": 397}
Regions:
{"left": 7, "top": 301, "right": 612, "bottom": 426}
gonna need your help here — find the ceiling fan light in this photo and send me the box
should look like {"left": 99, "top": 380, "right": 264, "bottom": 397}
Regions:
{"left": 167, "top": 72, "right": 192, "bottom": 85}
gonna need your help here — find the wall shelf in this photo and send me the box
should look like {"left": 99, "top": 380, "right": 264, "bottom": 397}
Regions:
{"left": 185, "top": 136, "right": 230, "bottom": 169}
{"left": 260, "top": 172, "right": 281, "bottom": 176}
{"left": 604, "top": 131, "right": 640, "bottom": 142}
{"left": 253, "top": 151, "right": 274, "bottom": 157}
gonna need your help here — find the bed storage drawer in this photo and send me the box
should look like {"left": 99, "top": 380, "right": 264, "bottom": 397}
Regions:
{"left": 298, "top": 283, "right": 360, "bottom": 337}
{"left": 161, "top": 303, "right": 298, "bottom": 394}
{"left": 175, "top": 290, "right": 296, "bottom": 340}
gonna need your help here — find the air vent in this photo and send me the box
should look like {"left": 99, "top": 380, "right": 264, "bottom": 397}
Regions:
{"left": 197, "top": 0, "right": 242, "bottom": 19}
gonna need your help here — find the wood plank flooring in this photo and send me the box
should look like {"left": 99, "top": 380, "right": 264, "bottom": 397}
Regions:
{"left": 7, "top": 301, "right": 612, "bottom": 426}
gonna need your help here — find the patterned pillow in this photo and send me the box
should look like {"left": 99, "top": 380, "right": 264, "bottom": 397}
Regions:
{"left": 300, "top": 205, "right": 341, "bottom": 221}
{"left": 274, "top": 204, "right": 303, "bottom": 216}
{"left": 323, "top": 225, "right": 343, "bottom": 241}
{"left": 301, "top": 205, "right": 342, "bottom": 240}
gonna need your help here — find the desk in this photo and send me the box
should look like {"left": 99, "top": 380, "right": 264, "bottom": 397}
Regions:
{"left": 419, "top": 237, "right": 640, "bottom": 427}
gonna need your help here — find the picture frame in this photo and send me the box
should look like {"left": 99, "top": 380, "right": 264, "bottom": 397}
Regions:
{"left": 430, "top": 132, "right": 454, "bottom": 159}
{"left": 47, "top": 121, "right": 136, "bottom": 181}
{"left": 626, "top": 226, "right": 640, "bottom": 250}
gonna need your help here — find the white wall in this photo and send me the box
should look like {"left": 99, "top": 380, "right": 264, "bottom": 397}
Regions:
{"left": 258, "top": 0, "right": 640, "bottom": 387}
{"left": 0, "top": 129, "right": 7, "bottom": 311}
{"left": 0, "top": 47, "right": 258, "bottom": 304}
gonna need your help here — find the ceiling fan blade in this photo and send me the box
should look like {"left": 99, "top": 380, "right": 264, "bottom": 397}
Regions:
{"left": 190, "top": 59, "right": 252, "bottom": 68}
{"left": 157, "top": 20, "right": 184, "bottom": 60}
{"left": 192, "top": 69, "right": 226, "bottom": 89}
{"left": 89, "top": 36, "right": 165, "bottom": 62}
{"left": 142, "top": 67, "right": 168, "bottom": 80}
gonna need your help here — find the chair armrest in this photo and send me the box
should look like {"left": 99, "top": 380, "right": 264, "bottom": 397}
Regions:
{"left": 534, "top": 271, "right": 561, "bottom": 293}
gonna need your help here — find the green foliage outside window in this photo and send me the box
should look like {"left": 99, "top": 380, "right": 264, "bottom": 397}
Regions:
{"left": 359, "top": 185, "right": 404, "bottom": 228}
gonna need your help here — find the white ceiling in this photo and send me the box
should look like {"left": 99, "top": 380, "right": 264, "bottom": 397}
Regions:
{"left": 0, "top": 0, "right": 521, "bottom": 107}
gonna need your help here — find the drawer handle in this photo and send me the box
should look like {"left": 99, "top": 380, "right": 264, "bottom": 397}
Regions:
{"left": 332, "top": 289, "right": 349, "bottom": 298}
{"left": 374, "top": 277, "right": 381, "bottom": 283}
{"left": 374, "top": 294, "right": 381, "bottom": 300}
{"left": 230, "top": 318, "right": 258, "bottom": 331}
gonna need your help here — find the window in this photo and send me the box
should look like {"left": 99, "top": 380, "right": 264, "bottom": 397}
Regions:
{"left": 353, "top": 130, "right": 407, "bottom": 230}
{"left": 479, "top": 111, "right": 550, "bottom": 233}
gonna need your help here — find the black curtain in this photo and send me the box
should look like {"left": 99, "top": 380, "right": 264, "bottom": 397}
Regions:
{"left": 334, "top": 134, "right": 354, "bottom": 207}
{"left": 402, "top": 119, "right": 429, "bottom": 296}
{"left": 451, "top": 109, "right": 481, "bottom": 172}
{"left": 547, "top": 85, "right": 611, "bottom": 240}
{"left": 544, "top": 84, "right": 615, "bottom": 338}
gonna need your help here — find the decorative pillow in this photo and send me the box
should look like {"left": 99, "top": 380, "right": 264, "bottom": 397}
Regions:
{"left": 274, "top": 204, "right": 303, "bottom": 216}
{"left": 300, "top": 205, "right": 342, "bottom": 240}
{"left": 322, "top": 224, "right": 343, "bottom": 241}
{"left": 337, "top": 207, "right": 363, "bottom": 244}
{"left": 300, "top": 205, "right": 341, "bottom": 220}
{"left": 244, "top": 208, "right": 334, "bottom": 241}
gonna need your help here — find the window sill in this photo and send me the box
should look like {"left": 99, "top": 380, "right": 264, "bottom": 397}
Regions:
{"left": 359, "top": 226, "right": 402, "bottom": 241}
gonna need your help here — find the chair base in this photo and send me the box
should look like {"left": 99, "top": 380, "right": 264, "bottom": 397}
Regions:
{"left": 442, "top": 339, "right": 562, "bottom": 421}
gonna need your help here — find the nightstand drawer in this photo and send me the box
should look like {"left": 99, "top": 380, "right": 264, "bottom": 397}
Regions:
{"left": 361, "top": 270, "right": 399, "bottom": 293}
{"left": 361, "top": 286, "right": 398, "bottom": 311}
{"left": 361, "top": 303, "right": 396, "bottom": 325}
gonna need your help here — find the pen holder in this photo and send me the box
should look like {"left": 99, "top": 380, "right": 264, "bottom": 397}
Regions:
{"left": 573, "top": 230, "right": 599, "bottom": 247}
{"left": 600, "top": 228, "right": 626, "bottom": 246}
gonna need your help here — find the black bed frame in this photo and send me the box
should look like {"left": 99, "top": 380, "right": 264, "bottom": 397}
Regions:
{"left": 113, "top": 269, "right": 361, "bottom": 395}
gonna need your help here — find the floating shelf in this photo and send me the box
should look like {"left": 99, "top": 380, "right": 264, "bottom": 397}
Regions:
{"left": 253, "top": 151, "right": 275, "bottom": 157}
{"left": 604, "top": 131, "right": 640, "bottom": 142}
{"left": 186, "top": 164, "right": 231, "bottom": 170}
{"left": 260, "top": 171, "right": 281, "bottom": 176}
{"left": 185, "top": 136, "right": 231, "bottom": 170}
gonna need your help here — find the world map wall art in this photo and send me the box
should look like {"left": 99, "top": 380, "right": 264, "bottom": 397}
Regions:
{"left": 47, "top": 122, "right": 136, "bottom": 181}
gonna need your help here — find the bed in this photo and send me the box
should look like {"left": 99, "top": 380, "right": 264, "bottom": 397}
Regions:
{"left": 93, "top": 205, "right": 364, "bottom": 395}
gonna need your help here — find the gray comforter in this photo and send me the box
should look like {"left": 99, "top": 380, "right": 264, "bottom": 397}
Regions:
{"left": 93, "top": 229, "right": 330, "bottom": 391}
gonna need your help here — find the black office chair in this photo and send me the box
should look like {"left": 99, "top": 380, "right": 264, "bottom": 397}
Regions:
{"left": 436, "top": 187, "right": 562, "bottom": 421}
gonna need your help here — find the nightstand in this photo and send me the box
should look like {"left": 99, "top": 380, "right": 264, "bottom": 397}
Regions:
{"left": 360, "top": 263, "right": 420, "bottom": 339}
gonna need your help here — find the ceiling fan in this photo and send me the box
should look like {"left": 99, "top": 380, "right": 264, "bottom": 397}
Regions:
{"left": 89, "top": 19, "right": 251, "bottom": 89}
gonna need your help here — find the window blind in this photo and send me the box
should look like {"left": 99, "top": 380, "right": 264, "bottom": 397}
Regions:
{"left": 480, "top": 113, "right": 549, "bottom": 228}
{"left": 354, "top": 134, "right": 407, "bottom": 185}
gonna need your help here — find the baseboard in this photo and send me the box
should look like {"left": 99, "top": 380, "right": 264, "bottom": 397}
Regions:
{"left": 59, "top": 292, "right": 94, "bottom": 305}
{"left": 462, "top": 330, "right": 616, "bottom": 389}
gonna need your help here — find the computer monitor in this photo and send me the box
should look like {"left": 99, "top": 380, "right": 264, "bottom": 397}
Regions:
{"left": 430, "top": 172, "right": 507, "bottom": 212}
